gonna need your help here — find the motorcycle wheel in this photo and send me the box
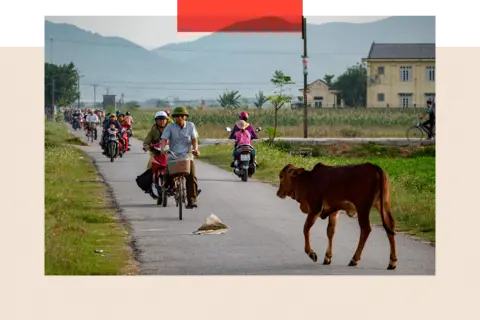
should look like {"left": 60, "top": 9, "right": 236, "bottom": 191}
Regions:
{"left": 156, "top": 173, "right": 163, "bottom": 206}
{"left": 109, "top": 143, "right": 115, "bottom": 162}
{"left": 242, "top": 169, "right": 248, "bottom": 182}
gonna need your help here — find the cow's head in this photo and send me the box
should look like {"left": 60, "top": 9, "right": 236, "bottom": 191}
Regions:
{"left": 276, "top": 164, "right": 305, "bottom": 199}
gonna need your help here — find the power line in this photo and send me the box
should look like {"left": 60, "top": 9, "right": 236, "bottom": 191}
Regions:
{"left": 88, "top": 84, "right": 278, "bottom": 91}
{"left": 48, "top": 38, "right": 365, "bottom": 56}
{"left": 85, "top": 79, "right": 276, "bottom": 85}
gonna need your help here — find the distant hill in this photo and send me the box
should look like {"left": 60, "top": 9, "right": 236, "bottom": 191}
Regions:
{"left": 45, "top": 16, "right": 435, "bottom": 102}
{"left": 44, "top": 21, "right": 213, "bottom": 102}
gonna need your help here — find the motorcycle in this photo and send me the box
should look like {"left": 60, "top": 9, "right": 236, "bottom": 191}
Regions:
{"left": 149, "top": 142, "right": 169, "bottom": 206}
{"left": 225, "top": 126, "right": 262, "bottom": 182}
{"left": 105, "top": 125, "right": 123, "bottom": 162}
{"left": 72, "top": 116, "right": 80, "bottom": 131}
{"left": 126, "top": 128, "right": 133, "bottom": 138}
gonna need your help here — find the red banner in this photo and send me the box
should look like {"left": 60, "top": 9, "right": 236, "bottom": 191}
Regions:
{"left": 177, "top": 0, "right": 303, "bottom": 33}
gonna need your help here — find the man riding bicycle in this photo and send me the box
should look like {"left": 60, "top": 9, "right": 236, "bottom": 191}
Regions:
{"left": 158, "top": 107, "right": 200, "bottom": 209}
{"left": 421, "top": 99, "right": 436, "bottom": 139}
{"left": 85, "top": 108, "right": 100, "bottom": 140}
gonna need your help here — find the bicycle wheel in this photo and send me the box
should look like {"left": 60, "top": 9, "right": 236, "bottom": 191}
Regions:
{"left": 178, "top": 177, "right": 183, "bottom": 220}
{"left": 406, "top": 126, "right": 424, "bottom": 142}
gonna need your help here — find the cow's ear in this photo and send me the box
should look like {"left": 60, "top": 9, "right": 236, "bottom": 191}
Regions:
{"left": 291, "top": 168, "right": 305, "bottom": 177}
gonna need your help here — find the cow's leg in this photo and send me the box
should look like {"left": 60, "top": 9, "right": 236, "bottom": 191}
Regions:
{"left": 348, "top": 208, "right": 372, "bottom": 267}
{"left": 323, "top": 211, "right": 339, "bottom": 265}
{"left": 304, "top": 212, "right": 320, "bottom": 262}
{"left": 374, "top": 203, "right": 398, "bottom": 270}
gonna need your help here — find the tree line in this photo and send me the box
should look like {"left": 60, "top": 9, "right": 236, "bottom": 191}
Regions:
{"left": 45, "top": 62, "right": 80, "bottom": 107}
{"left": 217, "top": 62, "right": 367, "bottom": 109}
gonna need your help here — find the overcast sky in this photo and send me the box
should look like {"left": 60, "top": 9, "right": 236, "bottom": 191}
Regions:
{"left": 45, "top": 16, "right": 390, "bottom": 49}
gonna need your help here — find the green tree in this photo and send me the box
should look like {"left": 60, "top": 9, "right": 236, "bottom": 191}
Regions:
{"left": 323, "top": 74, "right": 335, "bottom": 87}
{"left": 333, "top": 62, "right": 367, "bottom": 107}
{"left": 217, "top": 90, "right": 241, "bottom": 109}
{"left": 268, "top": 70, "right": 295, "bottom": 144}
{"left": 155, "top": 99, "right": 169, "bottom": 108}
{"left": 44, "top": 62, "right": 79, "bottom": 107}
{"left": 254, "top": 90, "right": 269, "bottom": 108}
{"left": 125, "top": 101, "right": 140, "bottom": 109}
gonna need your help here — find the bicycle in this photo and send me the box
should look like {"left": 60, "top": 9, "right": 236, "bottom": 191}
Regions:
{"left": 85, "top": 123, "right": 97, "bottom": 143}
{"left": 164, "top": 150, "right": 192, "bottom": 221}
{"left": 406, "top": 119, "right": 435, "bottom": 142}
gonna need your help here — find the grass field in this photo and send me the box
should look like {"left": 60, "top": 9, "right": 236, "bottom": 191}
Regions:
{"left": 125, "top": 107, "right": 424, "bottom": 140}
{"left": 200, "top": 141, "right": 436, "bottom": 243}
{"left": 44, "top": 121, "right": 137, "bottom": 275}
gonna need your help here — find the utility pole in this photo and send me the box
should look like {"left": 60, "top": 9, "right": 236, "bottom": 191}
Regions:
{"left": 50, "top": 78, "right": 55, "bottom": 120}
{"left": 51, "top": 78, "right": 55, "bottom": 106}
{"left": 302, "top": 16, "right": 308, "bottom": 138}
{"left": 77, "top": 74, "right": 81, "bottom": 109}
{"left": 92, "top": 84, "right": 98, "bottom": 109}
{"left": 49, "top": 36, "right": 53, "bottom": 64}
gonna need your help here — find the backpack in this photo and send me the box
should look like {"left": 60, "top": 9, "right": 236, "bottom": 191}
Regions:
{"left": 135, "top": 169, "right": 153, "bottom": 193}
{"left": 236, "top": 129, "right": 252, "bottom": 146}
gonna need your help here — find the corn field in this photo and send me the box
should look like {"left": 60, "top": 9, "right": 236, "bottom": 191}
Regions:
{"left": 127, "top": 107, "right": 424, "bottom": 138}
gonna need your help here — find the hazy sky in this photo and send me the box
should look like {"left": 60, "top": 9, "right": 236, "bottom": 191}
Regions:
{"left": 45, "top": 16, "right": 389, "bottom": 49}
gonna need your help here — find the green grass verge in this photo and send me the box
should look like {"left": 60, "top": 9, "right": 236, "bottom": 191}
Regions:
{"left": 200, "top": 142, "right": 436, "bottom": 243}
{"left": 45, "top": 121, "right": 138, "bottom": 275}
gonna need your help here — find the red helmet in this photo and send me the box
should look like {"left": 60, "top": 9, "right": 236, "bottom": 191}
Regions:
{"left": 164, "top": 109, "right": 170, "bottom": 116}
{"left": 239, "top": 111, "right": 249, "bottom": 120}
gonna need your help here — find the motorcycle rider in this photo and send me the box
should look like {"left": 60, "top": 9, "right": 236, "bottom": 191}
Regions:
{"left": 124, "top": 111, "right": 134, "bottom": 128}
{"left": 117, "top": 112, "right": 131, "bottom": 152}
{"left": 143, "top": 111, "right": 170, "bottom": 170}
{"left": 103, "top": 113, "right": 111, "bottom": 127}
{"left": 100, "top": 114, "right": 124, "bottom": 154}
{"left": 232, "top": 120, "right": 257, "bottom": 163}
{"left": 72, "top": 109, "right": 81, "bottom": 129}
{"left": 159, "top": 106, "right": 200, "bottom": 209}
{"left": 141, "top": 111, "right": 170, "bottom": 199}
{"left": 85, "top": 108, "right": 100, "bottom": 140}
{"left": 164, "top": 109, "right": 174, "bottom": 125}
{"left": 228, "top": 111, "right": 259, "bottom": 167}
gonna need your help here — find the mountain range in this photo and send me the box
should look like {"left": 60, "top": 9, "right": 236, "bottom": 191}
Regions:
{"left": 44, "top": 16, "right": 435, "bottom": 103}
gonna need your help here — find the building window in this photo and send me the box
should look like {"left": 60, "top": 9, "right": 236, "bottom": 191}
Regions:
{"left": 425, "top": 93, "right": 436, "bottom": 103}
{"left": 426, "top": 66, "right": 435, "bottom": 81}
{"left": 377, "top": 93, "right": 385, "bottom": 102}
{"left": 399, "top": 93, "right": 413, "bottom": 108}
{"left": 400, "top": 66, "right": 412, "bottom": 82}
{"left": 377, "top": 66, "right": 384, "bottom": 75}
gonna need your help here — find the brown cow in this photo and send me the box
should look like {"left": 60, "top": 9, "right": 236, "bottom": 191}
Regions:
{"left": 276, "top": 162, "right": 397, "bottom": 270}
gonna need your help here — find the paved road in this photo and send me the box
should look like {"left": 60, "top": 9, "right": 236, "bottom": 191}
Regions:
{"left": 69, "top": 127, "right": 435, "bottom": 275}
{"left": 201, "top": 137, "right": 435, "bottom": 146}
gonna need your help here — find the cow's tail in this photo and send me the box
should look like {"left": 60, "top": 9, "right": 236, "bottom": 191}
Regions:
{"left": 374, "top": 165, "right": 395, "bottom": 236}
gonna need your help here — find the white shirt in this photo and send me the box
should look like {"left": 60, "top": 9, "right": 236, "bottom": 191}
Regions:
{"left": 86, "top": 114, "right": 99, "bottom": 123}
